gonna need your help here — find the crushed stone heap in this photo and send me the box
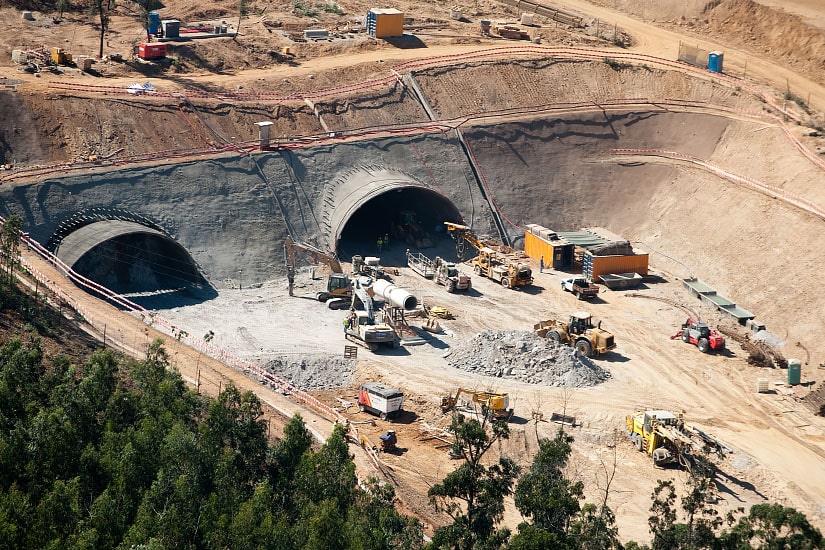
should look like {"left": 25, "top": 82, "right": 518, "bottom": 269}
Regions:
{"left": 447, "top": 330, "right": 611, "bottom": 387}
{"left": 265, "top": 355, "right": 354, "bottom": 391}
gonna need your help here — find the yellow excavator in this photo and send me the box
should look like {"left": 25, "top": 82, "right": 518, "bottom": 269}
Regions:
{"left": 441, "top": 388, "right": 514, "bottom": 421}
{"left": 284, "top": 236, "right": 351, "bottom": 307}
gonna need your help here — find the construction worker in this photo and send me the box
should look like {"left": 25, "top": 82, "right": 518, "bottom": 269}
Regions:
{"left": 539, "top": 256, "right": 544, "bottom": 273}
{"left": 377, "top": 236, "right": 383, "bottom": 253}
{"left": 343, "top": 315, "right": 350, "bottom": 335}
{"left": 384, "top": 233, "right": 389, "bottom": 247}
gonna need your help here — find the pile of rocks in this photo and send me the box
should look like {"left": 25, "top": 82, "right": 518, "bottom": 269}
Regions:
{"left": 265, "top": 354, "right": 354, "bottom": 390}
{"left": 447, "top": 330, "right": 610, "bottom": 387}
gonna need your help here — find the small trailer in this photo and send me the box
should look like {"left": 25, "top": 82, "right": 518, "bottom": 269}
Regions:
{"left": 406, "top": 249, "right": 436, "bottom": 278}
{"left": 358, "top": 382, "right": 404, "bottom": 420}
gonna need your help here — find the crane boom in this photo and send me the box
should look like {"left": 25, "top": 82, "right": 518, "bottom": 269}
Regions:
{"left": 444, "top": 222, "right": 485, "bottom": 251}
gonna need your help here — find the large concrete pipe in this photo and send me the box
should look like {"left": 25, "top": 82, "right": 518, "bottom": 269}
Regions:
{"left": 373, "top": 279, "right": 418, "bottom": 310}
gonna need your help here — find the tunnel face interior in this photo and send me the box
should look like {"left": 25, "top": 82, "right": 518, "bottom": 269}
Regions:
{"left": 337, "top": 187, "right": 462, "bottom": 257}
{"left": 72, "top": 233, "right": 208, "bottom": 295}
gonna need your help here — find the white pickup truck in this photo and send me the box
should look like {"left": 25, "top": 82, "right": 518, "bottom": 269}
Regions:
{"left": 560, "top": 277, "right": 600, "bottom": 300}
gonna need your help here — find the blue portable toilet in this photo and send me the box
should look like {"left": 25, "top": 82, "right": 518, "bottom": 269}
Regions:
{"left": 147, "top": 11, "right": 160, "bottom": 35}
{"left": 708, "top": 51, "right": 724, "bottom": 73}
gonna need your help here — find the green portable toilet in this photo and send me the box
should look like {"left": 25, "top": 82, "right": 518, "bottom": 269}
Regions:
{"left": 787, "top": 358, "right": 801, "bottom": 386}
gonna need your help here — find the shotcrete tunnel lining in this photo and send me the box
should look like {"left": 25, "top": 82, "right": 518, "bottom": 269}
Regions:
{"left": 326, "top": 167, "right": 463, "bottom": 256}
{"left": 55, "top": 220, "right": 208, "bottom": 295}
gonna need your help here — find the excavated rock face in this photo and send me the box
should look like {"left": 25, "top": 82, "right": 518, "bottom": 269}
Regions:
{"left": 447, "top": 330, "right": 611, "bottom": 387}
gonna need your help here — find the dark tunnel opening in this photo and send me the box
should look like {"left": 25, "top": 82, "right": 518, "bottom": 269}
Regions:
{"left": 336, "top": 188, "right": 464, "bottom": 264}
{"left": 72, "top": 233, "right": 210, "bottom": 297}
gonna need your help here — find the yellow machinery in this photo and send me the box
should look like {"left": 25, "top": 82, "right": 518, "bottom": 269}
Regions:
{"left": 626, "top": 409, "right": 732, "bottom": 469}
{"left": 284, "top": 236, "right": 351, "bottom": 306}
{"left": 444, "top": 222, "right": 532, "bottom": 289}
{"left": 441, "top": 388, "right": 514, "bottom": 421}
{"left": 534, "top": 311, "right": 616, "bottom": 357}
{"left": 50, "top": 47, "right": 72, "bottom": 65}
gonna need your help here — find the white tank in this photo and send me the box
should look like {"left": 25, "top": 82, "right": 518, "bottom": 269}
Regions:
{"left": 372, "top": 279, "right": 417, "bottom": 310}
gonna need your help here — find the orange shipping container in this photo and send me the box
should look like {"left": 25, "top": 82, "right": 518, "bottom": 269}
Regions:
{"left": 368, "top": 8, "right": 404, "bottom": 38}
{"left": 583, "top": 252, "right": 649, "bottom": 282}
{"left": 523, "top": 231, "right": 574, "bottom": 269}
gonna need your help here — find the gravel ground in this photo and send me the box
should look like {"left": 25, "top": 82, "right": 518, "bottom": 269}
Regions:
{"left": 446, "top": 330, "right": 611, "bottom": 387}
{"left": 265, "top": 354, "right": 356, "bottom": 390}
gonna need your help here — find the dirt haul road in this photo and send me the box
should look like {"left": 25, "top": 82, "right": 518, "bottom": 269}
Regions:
{"left": 149, "top": 236, "right": 825, "bottom": 543}
{"left": 552, "top": 0, "right": 825, "bottom": 111}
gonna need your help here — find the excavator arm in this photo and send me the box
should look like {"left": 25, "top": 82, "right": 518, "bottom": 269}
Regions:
{"left": 284, "top": 236, "right": 343, "bottom": 273}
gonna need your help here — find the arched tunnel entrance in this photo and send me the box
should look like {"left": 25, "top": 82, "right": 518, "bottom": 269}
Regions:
{"left": 325, "top": 167, "right": 465, "bottom": 264}
{"left": 335, "top": 187, "right": 463, "bottom": 263}
{"left": 54, "top": 220, "right": 213, "bottom": 304}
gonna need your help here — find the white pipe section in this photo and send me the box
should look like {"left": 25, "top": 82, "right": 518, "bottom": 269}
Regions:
{"left": 372, "top": 279, "right": 418, "bottom": 310}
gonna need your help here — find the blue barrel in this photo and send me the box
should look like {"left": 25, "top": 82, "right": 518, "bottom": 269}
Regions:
{"left": 148, "top": 11, "right": 160, "bottom": 35}
{"left": 708, "top": 51, "right": 724, "bottom": 73}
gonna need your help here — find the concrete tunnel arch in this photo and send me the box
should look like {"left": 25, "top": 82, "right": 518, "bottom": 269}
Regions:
{"left": 54, "top": 220, "right": 208, "bottom": 295}
{"left": 324, "top": 166, "right": 463, "bottom": 253}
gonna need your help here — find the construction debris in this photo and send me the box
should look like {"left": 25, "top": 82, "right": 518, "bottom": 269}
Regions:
{"left": 265, "top": 354, "right": 354, "bottom": 390}
{"left": 446, "top": 330, "right": 610, "bottom": 387}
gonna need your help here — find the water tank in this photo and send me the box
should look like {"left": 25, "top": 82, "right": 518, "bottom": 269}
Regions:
{"left": 372, "top": 279, "right": 417, "bottom": 310}
{"left": 787, "top": 358, "right": 801, "bottom": 386}
{"left": 147, "top": 11, "right": 160, "bottom": 35}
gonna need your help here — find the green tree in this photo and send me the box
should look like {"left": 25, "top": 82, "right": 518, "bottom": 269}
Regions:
{"left": 55, "top": 0, "right": 70, "bottom": 20}
{"left": 0, "top": 214, "right": 22, "bottom": 288}
{"left": 295, "top": 422, "right": 356, "bottom": 511}
{"left": 513, "top": 429, "right": 583, "bottom": 544}
{"left": 427, "top": 414, "right": 519, "bottom": 549}
{"left": 345, "top": 477, "right": 423, "bottom": 549}
{"left": 717, "top": 503, "right": 824, "bottom": 549}
{"left": 236, "top": 0, "right": 248, "bottom": 39}
{"left": 88, "top": 0, "right": 116, "bottom": 58}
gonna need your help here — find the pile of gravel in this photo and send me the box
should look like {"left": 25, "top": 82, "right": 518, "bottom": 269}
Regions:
{"left": 264, "top": 354, "right": 355, "bottom": 391}
{"left": 447, "top": 330, "right": 611, "bottom": 387}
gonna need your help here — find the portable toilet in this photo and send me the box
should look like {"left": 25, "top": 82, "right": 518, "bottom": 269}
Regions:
{"left": 147, "top": 10, "right": 160, "bottom": 35}
{"left": 787, "top": 358, "right": 801, "bottom": 386}
{"left": 708, "top": 51, "right": 724, "bottom": 73}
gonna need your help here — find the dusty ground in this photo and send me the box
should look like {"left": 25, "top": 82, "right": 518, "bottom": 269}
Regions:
{"left": 4, "top": 0, "right": 825, "bottom": 544}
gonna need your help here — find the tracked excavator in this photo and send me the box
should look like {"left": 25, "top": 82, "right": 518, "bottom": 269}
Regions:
{"left": 444, "top": 222, "right": 532, "bottom": 289}
{"left": 441, "top": 388, "right": 514, "bottom": 421}
{"left": 345, "top": 282, "right": 401, "bottom": 351}
{"left": 284, "top": 236, "right": 351, "bottom": 308}
{"left": 626, "top": 409, "right": 732, "bottom": 469}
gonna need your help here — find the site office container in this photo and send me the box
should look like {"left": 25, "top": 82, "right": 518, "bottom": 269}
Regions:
{"left": 523, "top": 231, "right": 574, "bottom": 269}
{"left": 367, "top": 8, "right": 404, "bottom": 38}
{"left": 582, "top": 252, "right": 649, "bottom": 283}
{"left": 138, "top": 43, "right": 167, "bottom": 59}
{"left": 358, "top": 382, "right": 404, "bottom": 420}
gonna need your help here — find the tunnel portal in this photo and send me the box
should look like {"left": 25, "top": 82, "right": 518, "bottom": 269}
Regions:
{"left": 324, "top": 166, "right": 464, "bottom": 260}
{"left": 337, "top": 187, "right": 462, "bottom": 256}
{"left": 54, "top": 220, "right": 208, "bottom": 296}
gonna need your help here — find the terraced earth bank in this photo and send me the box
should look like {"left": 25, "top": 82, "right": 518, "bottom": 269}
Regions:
{"left": 2, "top": 0, "right": 825, "bottom": 543}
